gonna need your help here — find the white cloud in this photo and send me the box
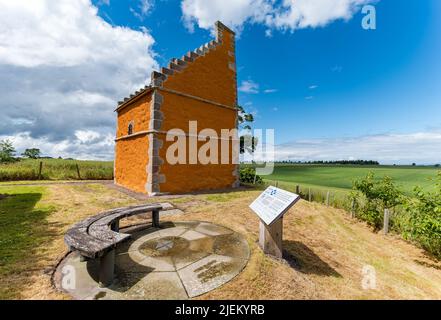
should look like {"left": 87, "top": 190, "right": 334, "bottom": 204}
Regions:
{"left": 238, "top": 80, "right": 259, "bottom": 94}
{"left": 181, "top": 0, "right": 374, "bottom": 33}
{"left": 268, "top": 0, "right": 371, "bottom": 31}
{"left": 273, "top": 131, "right": 441, "bottom": 165}
{"left": 75, "top": 130, "right": 102, "bottom": 144}
{"left": 309, "top": 85, "right": 318, "bottom": 89}
{"left": 1, "top": 131, "right": 115, "bottom": 160}
{"left": 97, "top": 0, "right": 110, "bottom": 6}
{"left": 0, "top": 0, "right": 158, "bottom": 160}
{"left": 264, "top": 89, "right": 278, "bottom": 93}
{"left": 130, "top": 0, "right": 154, "bottom": 21}
{"left": 332, "top": 65, "right": 343, "bottom": 72}
{"left": 181, "top": 0, "right": 272, "bottom": 33}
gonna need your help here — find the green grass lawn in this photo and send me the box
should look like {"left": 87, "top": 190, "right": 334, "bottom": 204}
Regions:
{"left": 0, "top": 187, "right": 55, "bottom": 275}
{"left": 0, "top": 158, "right": 113, "bottom": 181}
{"left": 261, "top": 164, "right": 440, "bottom": 195}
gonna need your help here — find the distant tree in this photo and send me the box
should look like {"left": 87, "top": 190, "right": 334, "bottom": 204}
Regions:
{"left": 412, "top": 163, "right": 416, "bottom": 166}
{"left": 237, "top": 104, "right": 257, "bottom": 154}
{"left": 435, "top": 164, "right": 440, "bottom": 168}
{"left": 21, "top": 148, "right": 41, "bottom": 159}
{"left": 0, "top": 139, "right": 16, "bottom": 163}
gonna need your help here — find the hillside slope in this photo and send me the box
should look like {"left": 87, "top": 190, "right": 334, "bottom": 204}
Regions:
{"left": 1, "top": 183, "right": 440, "bottom": 299}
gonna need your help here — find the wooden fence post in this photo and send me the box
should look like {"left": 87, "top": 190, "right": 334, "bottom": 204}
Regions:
{"left": 253, "top": 173, "right": 257, "bottom": 185}
{"left": 351, "top": 199, "right": 356, "bottom": 218}
{"left": 296, "top": 185, "right": 300, "bottom": 195}
{"left": 38, "top": 161, "right": 43, "bottom": 180}
{"left": 275, "top": 181, "right": 279, "bottom": 188}
{"left": 308, "top": 188, "right": 311, "bottom": 202}
{"left": 383, "top": 208, "right": 390, "bottom": 234}
{"left": 76, "top": 164, "right": 81, "bottom": 180}
{"left": 326, "top": 191, "right": 330, "bottom": 206}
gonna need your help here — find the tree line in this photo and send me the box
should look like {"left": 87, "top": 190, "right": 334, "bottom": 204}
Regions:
{"left": 276, "top": 160, "right": 381, "bottom": 165}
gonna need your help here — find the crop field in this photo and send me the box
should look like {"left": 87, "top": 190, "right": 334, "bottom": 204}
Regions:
{"left": 0, "top": 159, "right": 114, "bottom": 181}
{"left": 261, "top": 164, "right": 440, "bottom": 195}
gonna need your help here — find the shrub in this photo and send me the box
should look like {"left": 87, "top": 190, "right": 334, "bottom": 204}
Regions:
{"left": 401, "top": 172, "right": 441, "bottom": 258}
{"left": 239, "top": 167, "right": 262, "bottom": 184}
{"left": 352, "top": 172, "right": 404, "bottom": 230}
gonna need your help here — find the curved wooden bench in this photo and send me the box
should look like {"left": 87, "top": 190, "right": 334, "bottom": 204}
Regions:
{"left": 64, "top": 204, "right": 162, "bottom": 287}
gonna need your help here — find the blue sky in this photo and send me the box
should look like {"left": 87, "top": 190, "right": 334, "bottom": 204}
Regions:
{"left": 94, "top": 0, "right": 441, "bottom": 141}
{"left": 1, "top": 0, "right": 441, "bottom": 163}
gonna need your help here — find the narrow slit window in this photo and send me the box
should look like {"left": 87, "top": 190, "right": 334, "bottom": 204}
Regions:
{"left": 128, "top": 123, "right": 133, "bottom": 135}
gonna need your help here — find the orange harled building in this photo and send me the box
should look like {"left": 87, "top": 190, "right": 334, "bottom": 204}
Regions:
{"left": 114, "top": 21, "right": 239, "bottom": 195}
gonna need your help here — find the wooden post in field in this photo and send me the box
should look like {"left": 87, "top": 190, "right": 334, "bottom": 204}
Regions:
{"left": 351, "top": 200, "right": 356, "bottom": 218}
{"left": 76, "top": 164, "right": 81, "bottom": 180}
{"left": 308, "top": 188, "right": 311, "bottom": 202}
{"left": 296, "top": 185, "right": 300, "bottom": 195}
{"left": 275, "top": 181, "right": 279, "bottom": 188}
{"left": 38, "top": 161, "right": 43, "bottom": 180}
{"left": 383, "top": 208, "right": 390, "bottom": 234}
{"left": 253, "top": 173, "right": 257, "bottom": 185}
{"left": 326, "top": 191, "right": 330, "bottom": 206}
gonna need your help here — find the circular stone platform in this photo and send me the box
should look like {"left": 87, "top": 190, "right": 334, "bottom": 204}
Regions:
{"left": 54, "top": 221, "right": 249, "bottom": 300}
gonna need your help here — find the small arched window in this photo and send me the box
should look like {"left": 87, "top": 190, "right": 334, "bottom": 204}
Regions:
{"left": 128, "top": 123, "right": 133, "bottom": 135}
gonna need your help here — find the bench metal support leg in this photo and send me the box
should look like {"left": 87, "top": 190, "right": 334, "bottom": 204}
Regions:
{"left": 152, "top": 209, "right": 160, "bottom": 228}
{"left": 99, "top": 249, "right": 115, "bottom": 287}
{"left": 111, "top": 220, "right": 119, "bottom": 232}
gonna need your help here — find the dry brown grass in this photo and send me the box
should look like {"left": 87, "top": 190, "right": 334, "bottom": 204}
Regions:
{"left": 1, "top": 184, "right": 441, "bottom": 300}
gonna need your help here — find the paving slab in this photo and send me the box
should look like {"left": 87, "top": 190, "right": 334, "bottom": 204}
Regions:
{"left": 174, "top": 221, "right": 201, "bottom": 228}
{"left": 54, "top": 253, "right": 102, "bottom": 300}
{"left": 195, "top": 222, "right": 234, "bottom": 236}
{"left": 180, "top": 229, "right": 209, "bottom": 241}
{"left": 177, "top": 254, "right": 246, "bottom": 298}
{"left": 158, "top": 226, "right": 189, "bottom": 237}
{"left": 105, "top": 272, "right": 188, "bottom": 300}
{"left": 213, "top": 233, "right": 250, "bottom": 260}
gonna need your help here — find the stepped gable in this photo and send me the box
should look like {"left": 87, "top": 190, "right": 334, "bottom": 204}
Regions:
{"left": 117, "top": 21, "right": 236, "bottom": 110}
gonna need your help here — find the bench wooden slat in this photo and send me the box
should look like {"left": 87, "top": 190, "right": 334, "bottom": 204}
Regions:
{"left": 65, "top": 228, "right": 114, "bottom": 258}
{"left": 90, "top": 204, "right": 162, "bottom": 227}
{"left": 68, "top": 208, "right": 125, "bottom": 230}
{"left": 88, "top": 224, "right": 130, "bottom": 244}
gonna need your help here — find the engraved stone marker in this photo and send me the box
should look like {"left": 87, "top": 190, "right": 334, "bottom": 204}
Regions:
{"left": 250, "top": 186, "right": 300, "bottom": 258}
